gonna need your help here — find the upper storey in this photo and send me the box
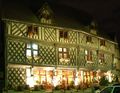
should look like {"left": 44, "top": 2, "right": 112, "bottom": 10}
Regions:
{"left": 6, "top": 20, "right": 116, "bottom": 54}
{"left": 1, "top": 1, "right": 117, "bottom": 54}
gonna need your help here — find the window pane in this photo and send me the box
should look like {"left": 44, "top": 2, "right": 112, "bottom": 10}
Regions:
{"left": 32, "top": 44, "right": 38, "bottom": 50}
{"left": 26, "top": 50, "right": 31, "bottom": 56}
{"left": 27, "top": 44, "right": 31, "bottom": 48}
{"left": 64, "top": 31, "right": 68, "bottom": 38}
{"left": 34, "top": 27, "right": 38, "bottom": 34}
{"left": 59, "top": 48, "right": 62, "bottom": 52}
{"left": 59, "top": 31, "right": 63, "bottom": 38}
{"left": 59, "top": 53, "right": 62, "bottom": 58}
{"left": 33, "top": 51, "right": 38, "bottom": 57}
{"left": 85, "top": 50, "right": 88, "bottom": 55}
{"left": 63, "top": 48, "right": 67, "bottom": 52}
{"left": 86, "top": 36, "right": 92, "bottom": 42}
{"left": 64, "top": 53, "right": 67, "bottom": 58}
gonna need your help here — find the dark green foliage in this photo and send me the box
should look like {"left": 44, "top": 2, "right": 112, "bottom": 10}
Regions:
{"left": 15, "top": 84, "right": 30, "bottom": 91}
{"left": 24, "top": 84, "right": 30, "bottom": 90}
{"left": 39, "top": 85, "right": 44, "bottom": 89}
{"left": 99, "top": 76, "right": 109, "bottom": 86}
{"left": 33, "top": 85, "right": 40, "bottom": 91}
{"left": 70, "top": 81, "right": 74, "bottom": 88}
{"left": 16, "top": 85, "right": 24, "bottom": 91}
{"left": 54, "top": 85, "right": 61, "bottom": 90}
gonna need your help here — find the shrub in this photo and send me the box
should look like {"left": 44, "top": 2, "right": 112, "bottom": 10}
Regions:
{"left": 54, "top": 85, "right": 61, "bottom": 90}
{"left": 33, "top": 85, "right": 40, "bottom": 91}
{"left": 99, "top": 76, "right": 109, "bottom": 86}
{"left": 16, "top": 85, "right": 24, "bottom": 91}
{"left": 39, "top": 85, "right": 44, "bottom": 90}
{"left": 24, "top": 85, "right": 30, "bottom": 90}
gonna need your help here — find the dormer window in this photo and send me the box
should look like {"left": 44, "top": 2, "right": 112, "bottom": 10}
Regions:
{"left": 90, "top": 21, "right": 97, "bottom": 35}
{"left": 38, "top": 3, "right": 53, "bottom": 24}
{"left": 86, "top": 35, "right": 92, "bottom": 43}
{"left": 40, "top": 9, "right": 52, "bottom": 24}
{"left": 100, "top": 39, "right": 105, "bottom": 46}
{"left": 27, "top": 25, "right": 39, "bottom": 39}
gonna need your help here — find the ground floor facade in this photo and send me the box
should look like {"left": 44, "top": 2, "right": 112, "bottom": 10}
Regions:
{"left": 7, "top": 64, "right": 114, "bottom": 91}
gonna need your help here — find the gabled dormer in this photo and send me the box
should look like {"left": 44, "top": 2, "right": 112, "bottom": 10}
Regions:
{"left": 90, "top": 21, "right": 97, "bottom": 35}
{"left": 37, "top": 2, "right": 54, "bottom": 25}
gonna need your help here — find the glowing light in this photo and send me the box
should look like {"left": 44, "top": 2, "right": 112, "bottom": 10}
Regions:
{"left": 75, "top": 77, "right": 79, "bottom": 86}
{"left": 60, "top": 58, "right": 70, "bottom": 63}
{"left": 26, "top": 76, "right": 35, "bottom": 87}
{"left": 32, "top": 44, "right": 38, "bottom": 50}
{"left": 80, "top": 71, "right": 84, "bottom": 82}
{"left": 85, "top": 50, "right": 88, "bottom": 55}
{"left": 44, "top": 67, "right": 54, "bottom": 71}
{"left": 106, "top": 71, "right": 112, "bottom": 82}
{"left": 59, "top": 48, "right": 62, "bottom": 52}
{"left": 26, "top": 68, "right": 35, "bottom": 87}
{"left": 26, "top": 68, "right": 31, "bottom": 77}
{"left": 52, "top": 76, "right": 60, "bottom": 87}
{"left": 64, "top": 58, "right": 70, "bottom": 63}
{"left": 63, "top": 77, "right": 66, "bottom": 80}
{"left": 26, "top": 50, "right": 32, "bottom": 57}
{"left": 63, "top": 48, "right": 67, "bottom": 52}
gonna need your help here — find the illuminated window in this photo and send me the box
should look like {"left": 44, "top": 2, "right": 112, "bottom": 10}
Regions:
{"left": 85, "top": 50, "right": 92, "bottom": 61}
{"left": 26, "top": 43, "right": 38, "bottom": 59}
{"left": 59, "top": 31, "right": 68, "bottom": 39}
{"left": 86, "top": 35, "right": 92, "bottom": 43}
{"left": 100, "top": 39, "right": 105, "bottom": 46}
{"left": 99, "top": 53, "right": 105, "bottom": 64}
{"left": 58, "top": 48, "right": 69, "bottom": 59}
{"left": 27, "top": 25, "right": 38, "bottom": 39}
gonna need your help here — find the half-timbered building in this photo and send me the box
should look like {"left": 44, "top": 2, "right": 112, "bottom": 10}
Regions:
{"left": 0, "top": 1, "right": 120, "bottom": 90}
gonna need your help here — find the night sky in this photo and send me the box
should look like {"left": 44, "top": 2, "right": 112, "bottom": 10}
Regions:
{"left": 2, "top": 0, "right": 120, "bottom": 46}
{"left": 23, "top": 0, "right": 120, "bottom": 45}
